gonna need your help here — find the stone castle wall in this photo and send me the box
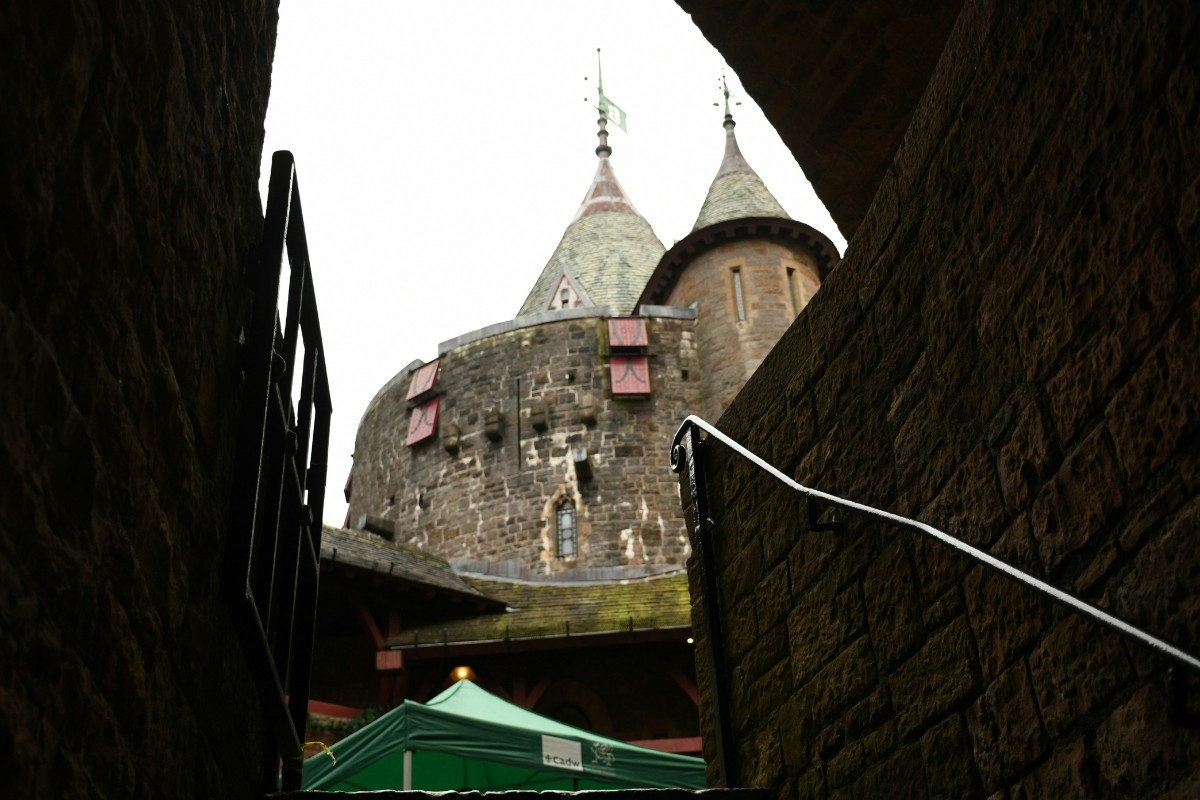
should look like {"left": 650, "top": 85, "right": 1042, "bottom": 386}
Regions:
{"left": 1, "top": 3, "right": 277, "bottom": 798}
{"left": 350, "top": 310, "right": 702, "bottom": 574}
{"left": 666, "top": 239, "right": 821, "bottom": 421}
{"left": 685, "top": 0, "right": 1200, "bottom": 795}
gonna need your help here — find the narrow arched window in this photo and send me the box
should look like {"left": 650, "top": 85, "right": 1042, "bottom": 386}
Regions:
{"left": 731, "top": 268, "right": 746, "bottom": 321}
{"left": 556, "top": 501, "right": 577, "bottom": 559}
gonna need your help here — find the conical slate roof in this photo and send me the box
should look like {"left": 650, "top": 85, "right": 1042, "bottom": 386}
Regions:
{"left": 692, "top": 115, "right": 790, "bottom": 231}
{"left": 517, "top": 153, "right": 665, "bottom": 317}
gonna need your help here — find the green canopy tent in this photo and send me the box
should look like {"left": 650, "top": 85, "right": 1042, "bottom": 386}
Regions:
{"left": 302, "top": 680, "right": 707, "bottom": 791}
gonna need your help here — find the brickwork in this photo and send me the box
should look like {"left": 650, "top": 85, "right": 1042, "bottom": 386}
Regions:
{"left": 0, "top": 3, "right": 277, "bottom": 798}
{"left": 685, "top": 0, "right": 1200, "bottom": 794}
{"left": 350, "top": 311, "right": 702, "bottom": 574}
{"left": 666, "top": 240, "right": 821, "bottom": 421}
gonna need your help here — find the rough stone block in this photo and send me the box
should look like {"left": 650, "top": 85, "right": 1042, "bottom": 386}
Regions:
{"left": 890, "top": 616, "right": 979, "bottom": 738}
{"left": 1028, "top": 616, "right": 1134, "bottom": 739}
{"left": 788, "top": 576, "right": 866, "bottom": 686}
{"left": 964, "top": 561, "right": 1054, "bottom": 681}
{"left": 1029, "top": 426, "right": 1127, "bottom": 578}
{"left": 1106, "top": 293, "right": 1200, "bottom": 488}
{"left": 996, "top": 398, "right": 1059, "bottom": 514}
{"left": 724, "top": 595, "right": 760, "bottom": 663}
{"left": 754, "top": 560, "right": 792, "bottom": 635}
{"left": 778, "top": 692, "right": 812, "bottom": 773}
{"left": 1010, "top": 738, "right": 1096, "bottom": 800}
{"left": 850, "top": 743, "right": 928, "bottom": 799}
{"left": 1107, "top": 495, "right": 1200, "bottom": 652}
{"left": 863, "top": 539, "right": 924, "bottom": 672}
{"left": 743, "top": 620, "right": 789, "bottom": 688}
{"left": 1045, "top": 228, "right": 1180, "bottom": 447}
{"left": 965, "top": 661, "right": 1049, "bottom": 791}
{"left": 826, "top": 739, "right": 864, "bottom": 788}
{"left": 794, "top": 636, "right": 878, "bottom": 730}
{"left": 1093, "top": 681, "right": 1200, "bottom": 795}
{"left": 920, "top": 714, "right": 980, "bottom": 799}
{"left": 718, "top": 536, "right": 764, "bottom": 608}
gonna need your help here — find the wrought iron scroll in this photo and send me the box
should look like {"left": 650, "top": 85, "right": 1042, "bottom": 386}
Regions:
{"left": 671, "top": 414, "right": 1200, "bottom": 783}
{"left": 224, "top": 151, "right": 332, "bottom": 792}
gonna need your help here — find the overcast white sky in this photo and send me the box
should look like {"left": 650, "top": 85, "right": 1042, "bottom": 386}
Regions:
{"left": 260, "top": 1, "right": 846, "bottom": 526}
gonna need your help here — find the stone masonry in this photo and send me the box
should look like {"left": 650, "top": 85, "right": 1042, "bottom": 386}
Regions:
{"left": 683, "top": 0, "right": 1200, "bottom": 796}
{"left": 1, "top": 3, "right": 277, "bottom": 798}
{"left": 666, "top": 239, "right": 821, "bottom": 421}
{"left": 350, "top": 309, "right": 701, "bottom": 574}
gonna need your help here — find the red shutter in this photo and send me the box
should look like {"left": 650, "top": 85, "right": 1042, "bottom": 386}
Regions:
{"left": 611, "top": 356, "right": 651, "bottom": 395}
{"left": 406, "top": 397, "right": 440, "bottom": 445}
{"left": 406, "top": 360, "right": 440, "bottom": 400}
{"left": 608, "top": 317, "right": 649, "bottom": 348}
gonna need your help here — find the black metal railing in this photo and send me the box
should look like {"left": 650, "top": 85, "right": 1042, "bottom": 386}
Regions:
{"left": 671, "top": 414, "right": 1200, "bottom": 787}
{"left": 224, "top": 151, "right": 331, "bottom": 792}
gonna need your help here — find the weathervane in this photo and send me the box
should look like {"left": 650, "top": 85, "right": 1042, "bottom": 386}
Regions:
{"left": 583, "top": 48, "right": 627, "bottom": 134}
{"left": 713, "top": 71, "right": 742, "bottom": 118}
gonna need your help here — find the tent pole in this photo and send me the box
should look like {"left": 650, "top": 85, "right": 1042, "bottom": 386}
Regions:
{"left": 403, "top": 750, "right": 413, "bottom": 790}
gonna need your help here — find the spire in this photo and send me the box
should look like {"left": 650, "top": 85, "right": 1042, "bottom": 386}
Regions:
{"left": 592, "top": 48, "right": 626, "bottom": 155}
{"left": 692, "top": 78, "right": 790, "bottom": 231}
{"left": 516, "top": 60, "right": 662, "bottom": 317}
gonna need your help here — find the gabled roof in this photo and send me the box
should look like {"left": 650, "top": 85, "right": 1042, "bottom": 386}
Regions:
{"left": 387, "top": 571, "right": 691, "bottom": 652}
{"left": 692, "top": 115, "right": 790, "bottom": 231}
{"left": 517, "top": 154, "right": 665, "bottom": 317}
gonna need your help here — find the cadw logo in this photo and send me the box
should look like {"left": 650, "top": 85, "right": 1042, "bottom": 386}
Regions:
{"left": 541, "top": 735, "right": 583, "bottom": 772}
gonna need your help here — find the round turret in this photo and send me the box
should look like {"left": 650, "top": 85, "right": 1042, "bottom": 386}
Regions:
{"left": 639, "top": 114, "right": 841, "bottom": 420}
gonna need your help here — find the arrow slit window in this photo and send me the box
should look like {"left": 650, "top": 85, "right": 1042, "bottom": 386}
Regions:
{"left": 556, "top": 501, "right": 577, "bottom": 560}
{"left": 731, "top": 268, "right": 746, "bottom": 321}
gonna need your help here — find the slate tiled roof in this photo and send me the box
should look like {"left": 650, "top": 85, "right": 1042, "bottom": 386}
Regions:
{"left": 693, "top": 116, "right": 790, "bottom": 231}
{"left": 387, "top": 571, "right": 691, "bottom": 648}
{"left": 320, "top": 525, "right": 493, "bottom": 602}
{"left": 517, "top": 155, "right": 665, "bottom": 317}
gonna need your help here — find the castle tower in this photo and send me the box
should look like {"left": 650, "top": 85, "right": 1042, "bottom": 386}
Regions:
{"left": 639, "top": 110, "right": 841, "bottom": 421}
{"left": 347, "top": 107, "right": 696, "bottom": 577}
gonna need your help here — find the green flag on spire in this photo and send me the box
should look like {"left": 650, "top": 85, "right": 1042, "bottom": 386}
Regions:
{"left": 600, "top": 93, "right": 627, "bottom": 132}
{"left": 596, "top": 48, "right": 627, "bottom": 132}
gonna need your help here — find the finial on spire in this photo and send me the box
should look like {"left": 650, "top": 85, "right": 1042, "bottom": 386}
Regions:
{"left": 714, "top": 71, "right": 742, "bottom": 129}
{"left": 597, "top": 48, "right": 604, "bottom": 98}
{"left": 596, "top": 49, "right": 611, "bottom": 157}
{"left": 588, "top": 48, "right": 626, "bottom": 157}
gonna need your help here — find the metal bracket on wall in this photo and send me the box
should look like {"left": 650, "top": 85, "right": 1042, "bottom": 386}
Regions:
{"left": 807, "top": 498, "right": 843, "bottom": 532}
{"left": 670, "top": 413, "right": 1200, "bottom": 771}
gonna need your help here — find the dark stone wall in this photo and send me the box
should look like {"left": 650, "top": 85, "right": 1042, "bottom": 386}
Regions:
{"left": 675, "top": 0, "right": 965, "bottom": 237}
{"left": 0, "top": 3, "right": 277, "bottom": 797}
{"left": 350, "top": 312, "right": 701, "bottom": 574}
{"left": 686, "top": 0, "right": 1200, "bottom": 794}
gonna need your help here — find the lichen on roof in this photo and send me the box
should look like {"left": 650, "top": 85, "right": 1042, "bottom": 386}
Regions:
{"left": 388, "top": 572, "right": 692, "bottom": 647}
